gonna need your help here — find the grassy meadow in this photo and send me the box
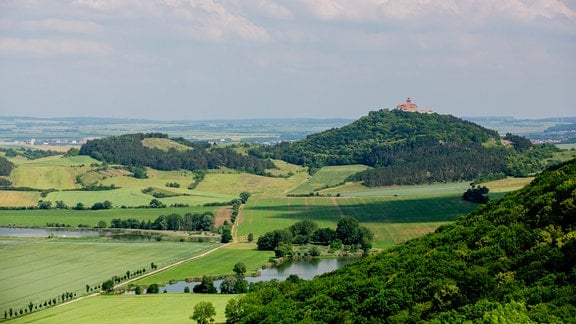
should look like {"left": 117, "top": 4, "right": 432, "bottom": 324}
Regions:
{"left": 288, "top": 165, "right": 371, "bottom": 195}
{"left": 135, "top": 243, "right": 274, "bottom": 286}
{"left": 10, "top": 294, "right": 232, "bottom": 324}
{"left": 0, "top": 237, "right": 219, "bottom": 313}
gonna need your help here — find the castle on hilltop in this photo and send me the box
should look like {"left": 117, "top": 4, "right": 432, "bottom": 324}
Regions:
{"left": 396, "top": 97, "right": 433, "bottom": 113}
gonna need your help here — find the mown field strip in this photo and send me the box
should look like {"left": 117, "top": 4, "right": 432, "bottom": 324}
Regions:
{"left": 134, "top": 243, "right": 274, "bottom": 286}
{"left": 11, "top": 294, "right": 232, "bottom": 324}
{"left": 0, "top": 239, "right": 219, "bottom": 312}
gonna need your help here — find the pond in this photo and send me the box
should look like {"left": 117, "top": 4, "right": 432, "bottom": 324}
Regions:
{"left": 0, "top": 227, "right": 102, "bottom": 238}
{"left": 0, "top": 227, "right": 156, "bottom": 240}
{"left": 160, "top": 258, "right": 355, "bottom": 293}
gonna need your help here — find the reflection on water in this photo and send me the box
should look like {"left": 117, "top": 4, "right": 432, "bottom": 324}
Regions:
{"left": 161, "top": 258, "right": 354, "bottom": 293}
{"left": 0, "top": 227, "right": 153, "bottom": 240}
{"left": 0, "top": 227, "right": 101, "bottom": 238}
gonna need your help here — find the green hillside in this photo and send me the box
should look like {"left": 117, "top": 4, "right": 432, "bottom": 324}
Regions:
{"left": 227, "top": 159, "right": 576, "bottom": 323}
{"left": 251, "top": 109, "right": 559, "bottom": 186}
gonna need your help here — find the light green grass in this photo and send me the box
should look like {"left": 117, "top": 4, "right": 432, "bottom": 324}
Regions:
{"left": 0, "top": 238, "right": 219, "bottom": 313}
{"left": 10, "top": 294, "right": 232, "bottom": 324}
{"left": 141, "top": 138, "right": 191, "bottom": 151}
{"left": 0, "top": 206, "right": 218, "bottom": 227}
{"left": 289, "top": 165, "right": 371, "bottom": 195}
{"left": 135, "top": 243, "right": 274, "bottom": 286}
{"left": 196, "top": 171, "right": 308, "bottom": 197}
{"left": 9, "top": 155, "right": 99, "bottom": 190}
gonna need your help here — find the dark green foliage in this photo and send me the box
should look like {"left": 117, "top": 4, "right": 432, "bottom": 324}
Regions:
{"left": 462, "top": 185, "right": 489, "bottom": 203}
{"left": 289, "top": 219, "right": 318, "bottom": 244}
{"left": 90, "top": 200, "right": 112, "bottom": 210}
{"left": 504, "top": 133, "right": 532, "bottom": 152}
{"left": 79, "top": 133, "right": 274, "bottom": 175}
{"left": 221, "top": 229, "right": 232, "bottom": 243}
{"left": 0, "top": 156, "right": 14, "bottom": 176}
{"left": 109, "top": 212, "right": 214, "bottom": 231}
{"left": 101, "top": 279, "right": 114, "bottom": 292}
{"left": 229, "top": 159, "right": 576, "bottom": 323}
{"left": 239, "top": 192, "right": 251, "bottom": 203}
{"left": 256, "top": 229, "right": 293, "bottom": 250}
{"left": 233, "top": 262, "right": 247, "bottom": 277}
{"left": 147, "top": 283, "right": 160, "bottom": 294}
{"left": 193, "top": 276, "right": 217, "bottom": 294}
{"left": 311, "top": 227, "right": 336, "bottom": 245}
{"left": 251, "top": 109, "right": 509, "bottom": 185}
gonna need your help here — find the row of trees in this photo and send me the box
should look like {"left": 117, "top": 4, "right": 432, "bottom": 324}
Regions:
{"left": 256, "top": 217, "right": 373, "bottom": 254}
{"left": 109, "top": 212, "right": 215, "bottom": 232}
{"left": 79, "top": 133, "right": 275, "bottom": 175}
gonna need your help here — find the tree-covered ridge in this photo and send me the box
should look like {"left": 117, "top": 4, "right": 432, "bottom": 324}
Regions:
{"left": 228, "top": 159, "right": 576, "bottom": 323}
{"left": 79, "top": 133, "right": 275, "bottom": 175}
{"left": 250, "top": 109, "right": 511, "bottom": 185}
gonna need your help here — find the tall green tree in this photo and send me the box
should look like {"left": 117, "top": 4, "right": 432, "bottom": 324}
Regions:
{"left": 191, "top": 301, "right": 216, "bottom": 324}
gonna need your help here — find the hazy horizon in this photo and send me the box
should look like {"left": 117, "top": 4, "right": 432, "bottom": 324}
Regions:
{"left": 1, "top": 1, "right": 575, "bottom": 121}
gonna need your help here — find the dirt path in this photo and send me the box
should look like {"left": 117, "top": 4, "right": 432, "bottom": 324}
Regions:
{"left": 54, "top": 204, "right": 244, "bottom": 307}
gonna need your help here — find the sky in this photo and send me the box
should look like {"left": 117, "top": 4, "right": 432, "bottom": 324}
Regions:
{"left": 0, "top": 1, "right": 575, "bottom": 121}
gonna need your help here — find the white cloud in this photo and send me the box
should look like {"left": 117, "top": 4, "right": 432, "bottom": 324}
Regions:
{"left": 292, "top": 0, "right": 576, "bottom": 25}
{"left": 0, "top": 38, "right": 112, "bottom": 56}
{"left": 21, "top": 19, "right": 103, "bottom": 34}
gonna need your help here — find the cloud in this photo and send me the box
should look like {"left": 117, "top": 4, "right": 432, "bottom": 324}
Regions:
{"left": 21, "top": 19, "right": 103, "bottom": 34}
{"left": 0, "top": 38, "right": 112, "bottom": 56}
{"left": 292, "top": 0, "right": 576, "bottom": 26}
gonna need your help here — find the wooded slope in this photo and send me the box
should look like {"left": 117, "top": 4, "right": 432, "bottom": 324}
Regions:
{"left": 79, "top": 133, "right": 274, "bottom": 175}
{"left": 250, "top": 109, "right": 512, "bottom": 185}
{"left": 229, "top": 159, "right": 576, "bottom": 323}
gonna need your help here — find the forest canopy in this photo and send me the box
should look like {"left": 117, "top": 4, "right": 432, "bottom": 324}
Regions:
{"left": 250, "top": 109, "right": 558, "bottom": 186}
{"left": 79, "top": 133, "right": 275, "bottom": 175}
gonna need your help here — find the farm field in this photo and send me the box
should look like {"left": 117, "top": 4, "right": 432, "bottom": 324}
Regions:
{"left": 135, "top": 243, "right": 274, "bottom": 286}
{"left": 10, "top": 294, "right": 232, "bottom": 324}
{"left": 0, "top": 206, "right": 220, "bottom": 228}
{"left": 0, "top": 190, "right": 39, "bottom": 207}
{"left": 0, "top": 237, "right": 219, "bottom": 313}
{"left": 195, "top": 169, "right": 308, "bottom": 197}
{"left": 237, "top": 194, "right": 480, "bottom": 249}
{"left": 288, "top": 165, "right": 371, "bottom": 195}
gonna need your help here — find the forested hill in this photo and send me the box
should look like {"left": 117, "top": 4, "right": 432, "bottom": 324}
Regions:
{"left": 79, "top": 133, "right": 274, "bottom": 174}
{"left": 228, "top": 159, "right": 576, "bottom": 323}
{"left": 250, "top": 109, "right": 511, "bottom": 185}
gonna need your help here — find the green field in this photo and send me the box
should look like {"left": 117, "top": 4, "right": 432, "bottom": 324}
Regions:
{"left": 0, "top": 238, "right": 219, "bottom": 313}
{"left": 135, "top": 243, "right": 274, "bottom": 286}
{"left": 237, "top": 194, "right": 480, "bottom": 249}
{"left": 288, "top": 165, "right": 371, "bottom": 195}
{"left": 10, "top": 294, "right": 232, "bottom": 324}
{"left": 0, "top": 206, "right": 219, "bottom": 228}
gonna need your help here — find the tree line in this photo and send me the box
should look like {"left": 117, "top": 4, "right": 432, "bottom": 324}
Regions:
{"left": 257, "top": 217, "right": 373, "bottom": 255}
{"left": 108, "top": 212, "right": 215, "bottom": 232}
{"left": 79, "top": 133, "right": 275, "bottom": 175}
